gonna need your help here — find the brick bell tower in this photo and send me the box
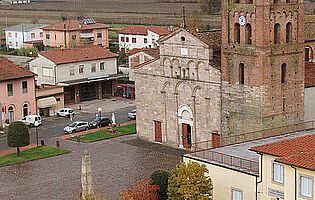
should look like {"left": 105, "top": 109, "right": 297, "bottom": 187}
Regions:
{"left": 221, "top": 0, "right": 305, "bottom": 136}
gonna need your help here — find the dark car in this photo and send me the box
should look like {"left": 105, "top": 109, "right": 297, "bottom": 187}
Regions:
{"left": 89, "top": 117, "right": 111, "bottom": 129}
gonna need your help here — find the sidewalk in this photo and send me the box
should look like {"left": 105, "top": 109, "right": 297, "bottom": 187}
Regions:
{"left": 0, "top": 144, "right": 38, "bottom": 156}
{"left": 58, "top": 120, "right": 136, "bottom": 140}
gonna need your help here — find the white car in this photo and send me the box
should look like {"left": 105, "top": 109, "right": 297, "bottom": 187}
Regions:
{"left": 64, "top": 121, "right": 89, "bottom": 134}
{"left": 127, "top": 109, "right": 136, "bottom": 120}
{"left": 57, "top": 108, "right": 75, "bottom": 117}
{"left": 21, "top": 115, "right": 42, "bottom": 127}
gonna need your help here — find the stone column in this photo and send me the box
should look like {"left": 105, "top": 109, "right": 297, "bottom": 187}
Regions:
{"left": 97, "top": 81, "right": 102, "bottom": 100}
{"left": 75, "top": 85, "right": 80, "bottom": 104}
{"left": 81, "top": 150, "right": 93, "bottom": 200}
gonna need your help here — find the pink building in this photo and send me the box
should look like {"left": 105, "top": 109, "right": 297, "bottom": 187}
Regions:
{"left": 0, "top": 57, "right": 36, "bottom": 125}
{"left": 42, "top": 19, "right": 111, "bottom": 48}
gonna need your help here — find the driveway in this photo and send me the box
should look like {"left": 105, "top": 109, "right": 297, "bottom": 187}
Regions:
{"left": 0, "top": 98, "right": 136, "bottom": 152}
{"left": 0, "top": 135, "right": 184, "bottom": 200}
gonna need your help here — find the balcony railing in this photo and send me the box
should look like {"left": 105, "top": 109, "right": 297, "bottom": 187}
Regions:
{"left": 80, "top": 32, "right": 94, "bottom": 38}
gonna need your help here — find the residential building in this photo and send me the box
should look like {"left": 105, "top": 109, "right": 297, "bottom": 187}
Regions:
{"left": 36, "top": 85, "right": 64, "bottom": 117}
{"left": 184, "top": 130, "right": 315, "bottom": 200}
{"left": 134, "top": 27, "right": 222, "bottom": 148}
{"left": 305, "top": 63, "right": 315, "bottom": 121}
{"left": 42, "top": 19, "right": 110, "bottom": 48}
{"left": 0, "top": 32, "right": 5, "bottom": 48}
{"left": 0, "top": 56, "right": 36, "bottom": 125}
{"left": 118, "top": 26, "right": 171, "bottom": 51}
{"left": 29, "top": 45, "right": 123, "bottom": 105}
{"left": 4, "top": 23, "right": 48, "bottom": 49}
{"left": 128, "top": 47, "right": 159, "bottom": 81}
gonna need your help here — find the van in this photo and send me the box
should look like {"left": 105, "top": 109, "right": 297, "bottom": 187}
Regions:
{"left": 21, "top": 115, "right": 42, "bottom": 127}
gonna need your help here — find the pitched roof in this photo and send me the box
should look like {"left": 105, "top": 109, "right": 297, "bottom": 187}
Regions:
{"left": 128, "top": 47, "right": 159, "bottom": 59}
{"left": 118, "top": 26, "right": 171, "bottom": 36}
{"left": 305, "top": 62, "right": 315, "bottom": 88}
{"left": 42, "top": 20, "right": 111, "bottom": 31}
{"left": 250, "top": 134, "right": 315, "bottom": 170}
{"left": 39, "top": 45, "right": 118, "bottom": 65}
{"left": 0, "top": 56, "right": 35, "bottom": 82}
{"left": 4, "top": 24, "right": 49, "bottom": 32}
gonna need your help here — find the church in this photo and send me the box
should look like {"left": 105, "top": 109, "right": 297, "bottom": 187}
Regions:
{"left": 134, "top": 0, "right": 308, "bottom": 149}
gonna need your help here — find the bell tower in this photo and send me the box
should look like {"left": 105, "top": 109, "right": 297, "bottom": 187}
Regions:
{"left": 221, "top": 0, "right": 305, "bottom": 135}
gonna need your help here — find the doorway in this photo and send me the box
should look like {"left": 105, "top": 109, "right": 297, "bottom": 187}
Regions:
{"left": 182, "top": 123, "right": 192, "bottom": 148}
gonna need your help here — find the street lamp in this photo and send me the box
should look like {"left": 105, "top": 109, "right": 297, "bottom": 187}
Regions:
{"left": 98, "top": 107, "right": 102, "bottom": 119}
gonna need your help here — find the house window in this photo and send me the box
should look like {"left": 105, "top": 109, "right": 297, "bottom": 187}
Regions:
{"left": 132, "top": 38, "right": 136, "bottom": 43}
{"left": 43, "top": 68, "right": 53, "bottom": 77}
{"left": 91, "top": 63, "right": 96, "bottom": 72}
{"left": 300, "top": 176, "right": 313, "bottom": 198}
{"left": 31, "top": 33, "right": 35, "bottom": 38}
{"left": 232, "top": 189, "right": 242, "bottom": 200}
{"left": 22, "top": 81, "right": 28, "bottom": 94}
{"left": 100, "top": 62, "right": 105, "bottom": 70}
{"left": 46, "top": 33, "right": 50, "bottom": 40}
{"left": 126, "top": 37, "right": 129, "bottom": 42}
{"left": 273, "top": 163, "right": 284, "bottom": 183}
{"left": 152, "top": 38, "right": 155, "bottom": 43}
{"left": 7, "top": 83, "right": 13, "bottom": 96}
{"left": 121, "top": 37, "right": 125, "bottom": 42}
{"left": 15, "top": 33, "right": 18, "bottom": 38}
{"left": 8, "top": 106, "right": 14, "bottom": 122}
{"left": 245, "top": 23, "right": 252, "bottom": 44}
{"left": 8, "top": 41, "right": 12, "bottom": 46}
{"left": 234, "top": 23, "right": 241, "bottom": 44}
{"left": 281, "top": 63, "right": 286, "bottom": 84}
{"left": 274, "top": 23, "right": 281, "bottom": 44}
{"left": 8, "top": 32, "right": 12, "bottom": 37}
{"left": 16, "top": 42, "right": 18, "bottom": 47}
{"left": 70, "top": 66, "right": 75, "bottom": 76}
{"left": 286, "top": 22, "right": 292, "bottom": 43}
{"left": 40, "top": 32, "right": 43, "bottom": 37}
{"left": 23, "top": 104, "right": 28, "bottom": 117}
{"left": 97, "top": 32, "right": 102, "bottom": 38}
{"left": 144, "top": 38, "right": 147, "bottom": 43}
{"left": 79, "top": 65, "right": 84, "bottom": 74}
{"left": 239, "top": 63, "right": 245, "bottom": 84}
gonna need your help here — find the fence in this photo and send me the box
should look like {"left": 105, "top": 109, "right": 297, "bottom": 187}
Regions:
{"left": 189, "top": 150, "right": 259, "bottom": 174}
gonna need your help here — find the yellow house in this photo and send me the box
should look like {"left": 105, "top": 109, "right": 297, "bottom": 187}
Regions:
{"left": 183, "top": 131, "right": 315, "bottom": 200}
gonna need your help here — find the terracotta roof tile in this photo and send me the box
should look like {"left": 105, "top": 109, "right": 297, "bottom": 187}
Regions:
{"left": 0, "top": 56, "right": 35, "bottom": 82}
{"left": 128, "top": 47, "right": 160, "bottom": 59}
{"left": 43, "top": 20, "right": 111, "bottom": 31}
{"left": 39, "top": 45, "right": 118, "bottom": 65}
{"left": 186, "top": 28, "right": 222, "bottom": 51}
{"left": 305, "top": 62, "right": 315, "bottom": 87}
{"left": 118, "top": 26, "right": 171, "bottom": 36}
{"left": 250, "top": 134, "right": 315, "bottom": 170}
{"left": 276, "top": 151, "right": 315, "bottom": 170}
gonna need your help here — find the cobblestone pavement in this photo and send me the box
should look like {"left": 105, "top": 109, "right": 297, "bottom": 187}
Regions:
{"left": 0, "top": 135, "right": 184, "bottom": 200}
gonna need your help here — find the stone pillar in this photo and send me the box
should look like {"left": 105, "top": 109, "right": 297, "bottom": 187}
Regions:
{"left": 97, "top": 81, "right": 102, "bottom": 100}
{"left": 75, "top": 85, "right": 80, "bottom": 104}
{"left": 81, "top": 150, "right": 93, "bottom": 199}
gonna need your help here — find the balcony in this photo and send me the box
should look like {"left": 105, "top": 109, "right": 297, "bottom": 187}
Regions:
{"left": 80, "top": 32, "right": 94, "bottom": 38}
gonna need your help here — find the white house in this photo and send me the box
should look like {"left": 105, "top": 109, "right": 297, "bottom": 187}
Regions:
{"left": 28, "top": 45, "right": 125, "bottom": 104}
{"left": 4, "top": 23, "right": 48, "bottom": 49}
{"left": 118, "top": 26, "right": 171, "bottom": 51}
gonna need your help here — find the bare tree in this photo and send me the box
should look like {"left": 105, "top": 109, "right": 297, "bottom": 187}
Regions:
{"left": 73, "top": 0, "right": 87, "bottom": 19}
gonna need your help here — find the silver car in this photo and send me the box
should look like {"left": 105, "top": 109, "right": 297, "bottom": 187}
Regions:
{"left": 64, "top": 121, "right": 89, "bottom": 134}
{"left": 127, "top": 109, "right": 136, "bottom": 120}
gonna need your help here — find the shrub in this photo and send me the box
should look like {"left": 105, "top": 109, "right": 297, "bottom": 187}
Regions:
{"left": 7, "top": 121, "right": 30, "bottom": 156}
{"left": 150, "top": 169, "right": 171, "bottom": 200}
{"left": 119, "top": 179, "right": 159, "bottom": 200}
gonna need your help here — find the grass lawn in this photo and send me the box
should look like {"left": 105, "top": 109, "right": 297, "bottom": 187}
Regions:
{"left": 0, "top": 146, "right": 71, "bottom": 167}
{"left": 68, "top": 123, "right": 136, "bottom": 143}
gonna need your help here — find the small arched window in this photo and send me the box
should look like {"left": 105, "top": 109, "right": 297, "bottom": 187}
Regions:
{"left": 286, "top": 22, "right": 292, "bottom": 43}
{"left": 23, "top": 104, "right": 28, "bottom": 117}
{"left": 8, "top": 106, "right": 14, "bottom": 122}
{"left": 234, "top": 23, "right": 241, "bottom": 44}
{"left": 274, "top": 23, "right": 281, "bottom": 44}
{"left": 239, "top": 63, "right": 245, "bottom": 84}
{"left": 286, "top": 0, "right": 290, "bottom": 3}
{"left": 281, "top": 63, "right": 286, "bottom": 84}
{"left": 245, "top": 24, "right": 252, "bottom": 44}
{"left": 235, "top": 0, "right": 240, "bottom": 3}
{"left": 305, "top": 46, "right": 314, "bottom": 62}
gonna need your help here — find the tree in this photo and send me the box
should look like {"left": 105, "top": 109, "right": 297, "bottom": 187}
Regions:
{"left": 7, "top": 121, "right": 30, "bottom": 156}
{"left": 119, "top": 179, "right": 159, "bottom": 200}
{"left": 150, "top": 169, "right": 171, "bottom": 200}
{"left": 200, "top": 0, "right": 221, "bottom": 14}
{"left": 167, "top": 162, "right": 213, "bottom": 200}
{"left": 186, "top": 10, "right": 204, "bottom": 31}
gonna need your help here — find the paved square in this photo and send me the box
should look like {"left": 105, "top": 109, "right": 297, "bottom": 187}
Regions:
{"left": 0, "top": 134, "right": 184, "bottom": 200}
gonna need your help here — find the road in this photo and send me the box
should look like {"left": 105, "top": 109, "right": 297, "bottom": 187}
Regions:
{"left": 0, "top": 106, "right": 135, "bottom": 152}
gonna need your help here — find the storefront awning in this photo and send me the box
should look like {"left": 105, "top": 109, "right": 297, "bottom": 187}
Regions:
{"left": 37, "top": 97, "right": 57, "bottom": 108}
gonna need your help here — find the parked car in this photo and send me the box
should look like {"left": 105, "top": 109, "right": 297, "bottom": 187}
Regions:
{"left": 63, "top": 121, "right": 89, "bottom": 134}
{"left": 57, "top": 108, "right": 75, "bottom": 117}
{"left": 127, "top": 109, "right": 136, "bottom": 120}
{"left": 20, "top": 115, "right": 42, "bottom": 127}
{"left": 89, "top": 117, "right": 111, "bottom": 129}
